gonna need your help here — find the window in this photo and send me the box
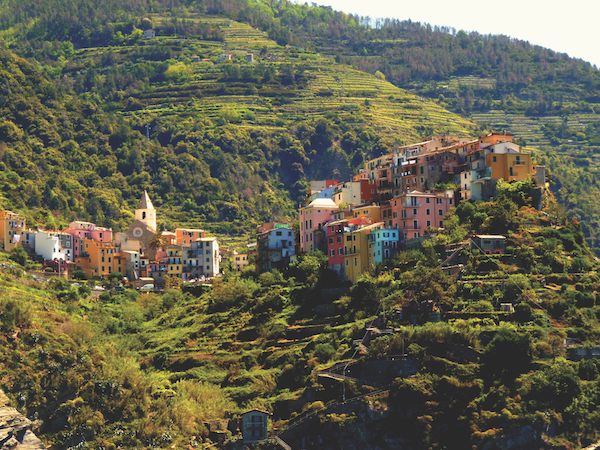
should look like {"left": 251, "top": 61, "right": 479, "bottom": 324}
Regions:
{"left": 345, "top": 260, "right": 349, "bottom": 266}
{"left": 439, "top": 209, "right": 443, "bottom": 216}
{"left": 427, "top": 220, "right": 431, "bottom": 227}
{"left": 413, "top": 208, "right": 417, "bottom": 215}
{"left": 437, "top": 198, "right": 442, "bottom": 204}
{"left": 339, "top": 248, "right": 343, "bottom": 255}
{"left": 276, "top": 231, "right": 282, "bottom": 236}
{"left": 493, "top": 156, "right": 497, "bottom": 162}
{"left": 329, "top": 237, "right": 334, "bottom": 244}
{"left": 439, "top": 221, "right": 444, "bottom": 227}
{"left": 449, "top": 199, "right": 453, "bottom": 205}
{"left": 354, "top": 257, "right": 357, "bottom": 266}
{"left": 426, "top": 209, "right": 430, "bottom": 215}
{"left": 337, "top": 236, "right": 342, "bottom": 243}
{"left": 330, "top": 250, "right": 335, "bottom": 256}
{"left": 426, "top": 198, "right": 430, "bottom": 204}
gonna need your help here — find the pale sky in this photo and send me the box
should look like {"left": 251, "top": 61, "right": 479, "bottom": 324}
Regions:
{"left": 312, "top": 0, "right": 600, "bottom": 68}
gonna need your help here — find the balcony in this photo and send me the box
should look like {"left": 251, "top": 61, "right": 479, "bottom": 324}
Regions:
{"left": 402, "top": 201, "right": 421, "bottom": 207}
{"left": 473, "top": 167, "right": 492, "bottom": 182}
{"left": 403, "top": 225, "right": 422, "bottom": 230}
{"left": 512, "top": 160, "right": 526, "bottom": 166}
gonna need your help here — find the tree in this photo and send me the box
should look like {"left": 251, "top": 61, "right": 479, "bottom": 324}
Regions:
{"left": 109, "top": 272, "right": 123, "bottom": 283}
{"left": 149, "top": 231, "right": 169, "bottom": 253}
{"left": 480, "top": 328, "right": 531, "bottom": 384}
{"left": 72, "top": 269, "right": 87, "bottom": 280}
{"left": 9, "top": 246, "right": 27, "bottom": 266}
{"left": 164, "top": 276, "right": 182, "bottom": 290}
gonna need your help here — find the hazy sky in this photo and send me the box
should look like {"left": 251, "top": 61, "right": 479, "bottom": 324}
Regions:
{"left": 311, "top": 0, "right": 600, "bottom": 68}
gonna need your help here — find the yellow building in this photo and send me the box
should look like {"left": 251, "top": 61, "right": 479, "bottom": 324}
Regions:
{"left": 76, "top": 239, "right": 122, "bottom": 279}
{"left": 344, "top": 222, "right": 383, "bottom": 283}
{"left": 166, "top": 245, "right": 183, "bottom": 277}
{"left": 0, "top": 210, "right": 25, "bottom": 251}
{"left": 352, "top": 204, "right": 381, "bottom": 223}
{"left": 486, "top": 152, "right": 535, "bottom": 182}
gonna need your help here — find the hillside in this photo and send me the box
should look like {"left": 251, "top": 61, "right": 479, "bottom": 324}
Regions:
{"left": 0, "top": 3, "right": 478, "bottom": 236}
{"left": 2, "top": 187, "right": 600, "bottom": 449}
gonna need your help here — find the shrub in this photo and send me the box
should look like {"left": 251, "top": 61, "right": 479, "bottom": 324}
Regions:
{"left": 314, "top": 343, "right": 335, "bottom": 363}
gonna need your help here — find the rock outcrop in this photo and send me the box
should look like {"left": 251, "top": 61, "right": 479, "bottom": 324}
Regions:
{"left": 0, "top": 391, "right": 46, "bottom": 450}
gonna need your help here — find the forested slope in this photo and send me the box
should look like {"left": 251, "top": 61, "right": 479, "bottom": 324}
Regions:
{"left": 0, "top": 0, "right": 477, "bottom": 234}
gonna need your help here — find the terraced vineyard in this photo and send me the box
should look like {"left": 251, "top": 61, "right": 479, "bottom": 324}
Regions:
{"left": 67, "top": 15, "right": 477, "bottom": 143}
{"left": 471, "top": 110, "right": 594, "bottom": 147}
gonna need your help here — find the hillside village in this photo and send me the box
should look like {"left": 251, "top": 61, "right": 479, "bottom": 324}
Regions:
{"left": 0, "top": 193, "right": 220, "bottom": 288}
{"left": 0, "top": 132, "right": 542, "bottom": 287}
{"left": 251, "top": 131, "right": 545, "bottom": 283}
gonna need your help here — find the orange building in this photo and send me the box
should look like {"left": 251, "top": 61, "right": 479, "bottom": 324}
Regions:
{"left": 486, "top": 152, "right": 535, "bottom": 182}
{"left": 175, "top": 228, "right": 205, "bottom": 246}
{"left": 352, "top": 204, "right": 381, "bottom": 223}
{"left": 76, "top": 239, "right": 123, "bottom": 279}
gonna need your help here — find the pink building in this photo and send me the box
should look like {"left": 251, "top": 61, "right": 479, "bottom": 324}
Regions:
{"left": 64, "top": 221, "right": 112, "bottom": 258}
{"left": 299, "top": 198, "right": 339, "bottom": 253}
{"left": 389, "top": 190, "right": 455, "bottom": 242}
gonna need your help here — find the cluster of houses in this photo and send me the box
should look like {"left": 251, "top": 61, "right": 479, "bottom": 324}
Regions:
{"left": 245, "top": 133, "right": 542, "bottom": 282}
{"left": 0, "top": 192, "right": 220, "bottom": 287}
{"left": 0, "top": 133, "right": 541, "bottom": 286}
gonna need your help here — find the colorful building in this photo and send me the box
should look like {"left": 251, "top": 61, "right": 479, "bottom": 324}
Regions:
{"left": 75, "top": 239, "right": 122, "bottom": 279}
{"left": 299, "top": 198, "right": 339, "bottom": 253}
{"left": 233, "top": 252, "right": 250, "bottom": 271}
{"left": 256, "top": 224, "right": 295, "bottom": 273}
{"left": 175, "top": 228, "right": 205, "bottom": 246}
{"left": 0, "top": 210, "right": 26, "bottom": 251}
{"left": 389, "top": 190, "right": 455, "bottom": 243}
{"left": 352, "top": 204, "right": 381, "bottom": 223}
{"left": 344, "top": 222, "right": 383, "bottom": 283}
{"left": 369, "top": 226, "right": 400, "bottom": 266}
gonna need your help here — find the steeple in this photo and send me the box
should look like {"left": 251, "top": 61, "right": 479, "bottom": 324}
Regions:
{"left": 135, "top": 190, "right": 157, "bottom": 232}
{"left": 138, "top": 190, "right": 154, "bottom": 210}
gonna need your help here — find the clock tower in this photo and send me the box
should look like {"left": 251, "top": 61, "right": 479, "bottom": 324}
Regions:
{"left": 135, "top": 190, "right": 157, "bottom": 232}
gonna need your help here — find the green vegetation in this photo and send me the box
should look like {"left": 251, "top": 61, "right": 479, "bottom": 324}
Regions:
{"left": 0, "top": 2, "right": 476, "bottom": 238}
{"left": 0, "top": 187, "right": 600, "bottom": 448}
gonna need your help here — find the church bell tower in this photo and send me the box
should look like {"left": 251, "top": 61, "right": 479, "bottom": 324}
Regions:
{"left": 135, "top": 190, "right": 157, "bottom": 232}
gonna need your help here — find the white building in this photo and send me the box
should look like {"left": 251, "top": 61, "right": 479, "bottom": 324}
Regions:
{"left": 184, "top": 237, "right": 221, "bottom": 279}
{"left": 35, "top": 231, "right": 74, "bottom": 262}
